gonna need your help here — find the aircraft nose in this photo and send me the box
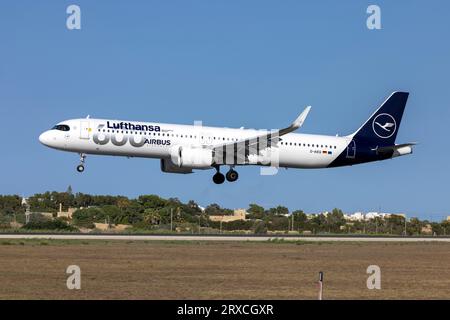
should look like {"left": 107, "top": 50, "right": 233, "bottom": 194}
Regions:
{"left": 39, "top": 131, "right": 53, "bottom": 146}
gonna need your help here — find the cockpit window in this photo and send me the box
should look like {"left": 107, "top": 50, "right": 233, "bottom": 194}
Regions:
{"left": 52, "top": 124, "right": 70, "bottom": 131}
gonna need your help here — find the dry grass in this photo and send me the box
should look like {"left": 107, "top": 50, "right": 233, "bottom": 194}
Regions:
{"left": 0, "top": 240, "right": 449, "bottom": 299}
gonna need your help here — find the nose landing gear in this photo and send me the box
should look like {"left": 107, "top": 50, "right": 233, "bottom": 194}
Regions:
{"left": 76, "top": 153, "right": 86, "bottom": 173}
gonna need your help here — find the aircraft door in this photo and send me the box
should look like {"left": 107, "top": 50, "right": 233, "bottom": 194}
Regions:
{"left": 346, "top": 140, "right": 356, "bottom": 159}
{"left": 80, "top": 120, "right": 90, "bottom": 139}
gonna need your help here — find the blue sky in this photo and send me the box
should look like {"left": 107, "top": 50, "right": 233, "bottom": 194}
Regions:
{"left": 0, "top": 1, "right": 449, "bottom": 220}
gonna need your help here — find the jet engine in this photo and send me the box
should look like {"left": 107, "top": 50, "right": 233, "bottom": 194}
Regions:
{"left": 160, "top": 159, "right": 193, "bottom": 174}
{"left": 170, "top": 146, "right": 214, "bottom": 169}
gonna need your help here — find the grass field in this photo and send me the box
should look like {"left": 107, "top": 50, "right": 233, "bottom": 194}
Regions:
{"left": 0, "top": 239, "right": 449, "bottom": 299}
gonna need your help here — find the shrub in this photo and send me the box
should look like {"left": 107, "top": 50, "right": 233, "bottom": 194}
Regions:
{"left": 22, "top": 219, "right": 77, "bottom": 231}
{"left": 252, "top": 221, "right": 268, "bottom": 235}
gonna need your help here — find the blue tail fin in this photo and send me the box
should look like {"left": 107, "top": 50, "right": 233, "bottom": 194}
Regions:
{"left": 351, "top": 92, "right": 409, "bottom": 146}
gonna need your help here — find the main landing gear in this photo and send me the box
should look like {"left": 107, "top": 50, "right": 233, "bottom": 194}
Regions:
{"left": 76, "top": 153, "right": 86, "bottom": 173}
{"left": 226, "top": 168, "right": 238, "bottom": 182}
{"left": 212, "top": 166, "right": 239, "bottom": 184}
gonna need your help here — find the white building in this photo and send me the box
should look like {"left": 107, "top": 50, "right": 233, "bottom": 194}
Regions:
{"left": 344, "top": 212, "right": 365, "bottom": 221}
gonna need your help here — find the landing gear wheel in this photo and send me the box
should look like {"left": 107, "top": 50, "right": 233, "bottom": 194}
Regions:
{"left": 212, "top": 172, "right": 225, "bottom": 184}
{"left": 226, "top": 169, "right": 239, "bottom": 182}
{"left": 77, "top": 153, "right": 86, "bottom": 173}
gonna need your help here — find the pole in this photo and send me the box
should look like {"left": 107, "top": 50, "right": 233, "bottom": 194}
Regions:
{"left": 404, "top": 216, "right": 407, "bottom": 236}
{"left": 318, "top": 271, "right": 324, "bottom": 300}
{"left": 170, "top": 208, "right": 173, "bottom": 232}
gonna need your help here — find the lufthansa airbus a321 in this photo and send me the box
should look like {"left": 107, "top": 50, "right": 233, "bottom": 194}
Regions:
{"left": 39, "top": 92, "right": 414, "bottom": 184}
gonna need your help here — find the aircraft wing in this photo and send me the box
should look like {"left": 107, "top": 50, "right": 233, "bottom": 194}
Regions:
{"left": 211, "top": 106, "right": 311, "bottom": 164}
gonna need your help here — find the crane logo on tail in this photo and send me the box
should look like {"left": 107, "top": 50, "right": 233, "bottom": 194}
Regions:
{"left": 372, "top": 113, "right": 396, "bottom": 138}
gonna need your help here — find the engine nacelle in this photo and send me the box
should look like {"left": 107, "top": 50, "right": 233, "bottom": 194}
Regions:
{"left": 170, "top": 146, "right": 214, "bottom": 169}
{"left": 160, "top": 159, "right": 193, "bottom": 174}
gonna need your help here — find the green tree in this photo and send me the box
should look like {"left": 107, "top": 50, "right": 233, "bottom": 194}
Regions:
{"left": 292, "top": 210, "right": 307, "bottom": 231}
{"left": 407, "top": 218, "right": 420, "bottom": 235}
{"left": 325, "top": 208, "right": 346, "bottom": 233}
{"left": 143, "top": 208, "right": 161, "bottom": 225}
{"left": 138, "top": 195, "right": 167, "bottom": 209}
{"left": 269, "top": 216, "right": 289, "bottom": 231}
{"left": 205, "top": 203, "right": 223, "bottom": 215}
{"left": 252, "top": 221, "right": 268, "bottom": 234}
{"left": 72, "top": 207, "right": 105, "bottom": 228}
{"left": 247, "top": 204, "right": 265, "bottom": 219}
{"left": 268, "top": 206, "right": 289, "bottom": 216}
{"left": 0, "top": 195, "right": 24, "bottom": 216}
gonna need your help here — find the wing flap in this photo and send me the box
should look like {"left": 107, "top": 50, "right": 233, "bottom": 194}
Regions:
{"left": 211, "top": 106, "right": 311, "bottom": 165}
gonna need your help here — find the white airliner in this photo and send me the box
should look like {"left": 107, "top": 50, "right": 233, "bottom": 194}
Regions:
{"left": 39, "top": 92, "right": 414, "bottom": 184}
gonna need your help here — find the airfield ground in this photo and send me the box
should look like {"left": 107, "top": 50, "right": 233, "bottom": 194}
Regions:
{"left": 0, "top": 239, "right": 449, "bottom": 299}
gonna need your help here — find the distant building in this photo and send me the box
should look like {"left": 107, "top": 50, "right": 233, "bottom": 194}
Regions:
{"left": 209, "top": 209, "right": 247, "bottom": 223}
{"left": 306, "top": 211, "right": 329, "bottom": 220}
{"left": 365, "top": 212, "right": 384, "bottom": 219}
{"left": 447, "top": 216, "right": 450, "bottom": 222}
{"left": 342, "top": 211, "right": 407, "bottom": 221}
{"left": 21, "top": 197, "right": 29, "bottom": 207}
{"left": 344, "top": 212, "right": 365, "bottom": 221}
{"left": 364, "top": 212, "right": 406, "bottom": 220}
{"left": 421, "top": 224, "right": 433, "bottom": 235}
{"left": 57, "top": 205, "right": 78, "bottom": 219}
